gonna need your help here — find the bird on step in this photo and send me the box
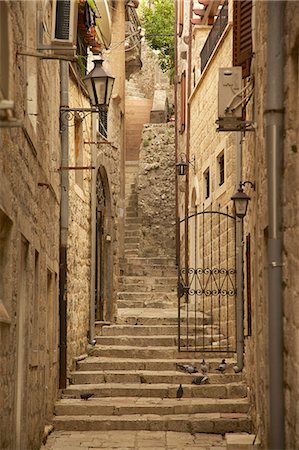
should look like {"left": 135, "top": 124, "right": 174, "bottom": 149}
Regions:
{"left": 176, "top": 384, "right": 184, "bottom": 400}
{"left": 176, "top": 363, "right": 198, "bottom": 374}
{"left": 191, "top": 375, "right": 209, "bottom": 385}
{"left": 80, "top": 392, "right": 95, "bottom": 400}
{"left": 200, "top": 359, "right": 209, "bottom": 374}
{"left": 215, "top": 359, "right": 227, "bottom": 373}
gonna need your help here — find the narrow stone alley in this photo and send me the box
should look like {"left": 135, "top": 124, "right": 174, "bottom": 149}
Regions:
{"left": 41, "top": 163, "right": 253, "bottom": 450}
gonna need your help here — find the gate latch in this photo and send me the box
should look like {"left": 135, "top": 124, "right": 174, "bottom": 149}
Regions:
{"left": 178, "top": 282, "right": 189, "bottom": 298}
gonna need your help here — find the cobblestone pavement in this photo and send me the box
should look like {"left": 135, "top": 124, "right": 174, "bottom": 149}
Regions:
{"left": 41, "top": 430, "right": 226, "bottom": 450}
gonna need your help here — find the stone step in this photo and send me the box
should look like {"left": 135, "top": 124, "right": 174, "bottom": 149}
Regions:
{"left": 77, "top": 357, "right": 238, "bottom": 372}
{"left": 118, "top": 284, "right": 176, "bottom": 293}
{"left": 116, "top": 308, "right": 211, "bottom": 326}
{"left": 124, "top": 237, "right": 140, "bottom": 244}
{"left": 119, "top": 276, "right": 177, "bottom": 285}
{"left": 61, "top": 382, "right": 247, "bottom": 400}
{"left": 125, "top": 230, "right": 141, "bottom": 238}
{"left": 53, "top": 412, "right": 251, "bottom": 433}
{"left": 126, "top": 211, "right": 139, "bottom": 218}
{"left": 117, "top": 300, "right": 176, "bottom": 309}
{"left": 70, "top": 370, "right": 243, "bottom": 386}
{"left": 125, "top": 225, "right": 141, "bottom": 233}
{"left": 124, "top": 265, "right": 177, "bottom": 277}
{"left": 124, "top": 257, "right": 176, "bottom": 267}
{"left": 94, "top": 334, "right": 224, "bottom": 348}
{"left": 88, "top": 345, "right": 234, "bottom": 360}
{"left": 55, "top": 397, "right": 249, "bottom": 417}
{"left": 98, "top": 324, "right": 220, "bottom": 337}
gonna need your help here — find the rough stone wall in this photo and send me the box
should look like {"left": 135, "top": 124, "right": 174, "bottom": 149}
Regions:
{"left": 0, "top": 2, "right": 61, "bottom": 449}
{"left": 283, "top": 5, "right": 299, "bottom": 446}
{"left": 66, "top": 76, "right": 93, "bottom": 373}
{"left": 137, "top": 123, "right": 176, "bottom": 258}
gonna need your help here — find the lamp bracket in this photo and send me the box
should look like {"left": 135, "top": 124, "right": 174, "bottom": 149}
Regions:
{"left": 240, "top": 180, "right": 255, "bottom": 191}
{"left": 60, "top": 107, "right": 106, "bottom": 130}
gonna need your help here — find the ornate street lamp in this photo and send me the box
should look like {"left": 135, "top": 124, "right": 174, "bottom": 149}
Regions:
{"left": 231, "top": 182, "right": 253, "bottom": 218}
{"left": 60, "top": 59, "right": 115, "bottom": 128}
{"left": 176, "top": 154, "right": 195, "bottom": 176}
{"left": 83, "top": 59, "right": 115, "bottom": 108}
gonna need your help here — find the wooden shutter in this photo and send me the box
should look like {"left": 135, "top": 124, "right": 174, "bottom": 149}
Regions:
{"left": 180, "top": 71, "right": 186, "bottom": 133}
{"left": 178, "top": 0, "right": 184, "bottom": 37}
{"left": 233, "top": 0, "right": 253, "bottom": 78}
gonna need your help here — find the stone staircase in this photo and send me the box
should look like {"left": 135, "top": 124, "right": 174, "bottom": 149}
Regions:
{"left": 52, "top": 162, "right": 252, "bottom": 437}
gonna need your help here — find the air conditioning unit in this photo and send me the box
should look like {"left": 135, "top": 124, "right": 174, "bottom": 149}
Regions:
{"left": 218, "top": 67, "right": 243, "bottom": 119}
{"left": 51, "top": 0, "right": 78, "bottom": 47}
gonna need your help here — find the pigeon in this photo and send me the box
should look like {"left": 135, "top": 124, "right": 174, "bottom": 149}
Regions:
{"left": 80, "top": 392, "right": 95, "bottom": 400}
{"left": 176, "top": 384, "right": 184, "bottom": 399}
{"left": 215, "top": 359, "right": 227, "bottom": 372}
{"left": 200, "top": 359, "right": 209, "bottom": 374}
{"left": 191, "top": 375, "right": 209, "bottom": 385}
{"left": 140, "top": 375, "right": 147, "bottom": 384}
{"left": 176, "top": 363, "right": 198, "bottom": 374}
{"left": 89, "top": 339, "right": 97, "bottom": 346}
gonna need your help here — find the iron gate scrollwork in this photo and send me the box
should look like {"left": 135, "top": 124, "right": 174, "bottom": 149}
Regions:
{"left": 178, "top": 205, "right": 236, "bottom": 352}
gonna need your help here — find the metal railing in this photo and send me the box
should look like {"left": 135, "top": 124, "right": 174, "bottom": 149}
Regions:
{"left": 200, "top": 0, "right": 228, "bottom": 73}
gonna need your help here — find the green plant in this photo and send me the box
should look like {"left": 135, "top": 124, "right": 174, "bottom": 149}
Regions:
{"left": 140, "top": 0, "right": 175, "bottom": 79}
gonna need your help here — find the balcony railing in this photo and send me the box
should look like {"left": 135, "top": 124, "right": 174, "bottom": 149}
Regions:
{"left": 200, "top": 0, "right": 228, "bottom": 73}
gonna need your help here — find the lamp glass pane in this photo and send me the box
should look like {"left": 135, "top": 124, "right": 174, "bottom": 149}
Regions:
{"left": 105, "top": 77, "right": 115, "bottom": 105}
{"left": 93, "top": 78, "right": 107, "bottom": 106}
{"left": 235, "top": 198, "right": 248, "bottom": 217}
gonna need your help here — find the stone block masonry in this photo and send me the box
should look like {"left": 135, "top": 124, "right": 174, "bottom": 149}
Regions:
{"left": 137, "top": 123, "right": 176, "bottom": 258}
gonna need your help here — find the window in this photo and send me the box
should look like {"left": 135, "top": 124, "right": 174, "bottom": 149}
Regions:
{"left": 99, "top": 109, "right": 108, "bottom": 138}
{"left": 74, "top": 115, "right": 84, "bottom": 188}
{"left": 0, "top": 1, "right": 9, "bottom": 100}
{"left": 204, "top": 168, "right": 210, "bottom": 199}
{"left": 218, "top": 152, "right": 225, "bottom": 186}
{"left": 180, "top": 71, "right": 186, "bottom": 133}
{"left": 233, "top": 0, "right": 253, "bottom": 78}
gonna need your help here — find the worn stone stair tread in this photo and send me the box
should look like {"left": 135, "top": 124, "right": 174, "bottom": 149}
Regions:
{"left": 52, "top": 412, "right": 251, "bottom": 433}
{"left": 62, "top": 382, "right": 247, "bottom": 399}
{"left": 79, "top": 356, "right": 237, "bottom": 365}
{"left": 70, "top": 371, "right": 243, "bottom": 386}
{"left": 55, "top": 397, "right": 249, "bottom": 415}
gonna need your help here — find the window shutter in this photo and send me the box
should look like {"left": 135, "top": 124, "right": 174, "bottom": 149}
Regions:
{"left": 233, "top": 0, "right": 252, "bottom": 78}
{"left": 178, "top": 0, "right": 184, "bottom": 37}
{"left": 180, "top": 71, "right": 186, "bottom": 133}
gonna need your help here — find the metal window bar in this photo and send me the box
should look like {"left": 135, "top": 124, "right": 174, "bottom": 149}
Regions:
{"left": 200, "top": 0, "right": 228, "bottom": 73}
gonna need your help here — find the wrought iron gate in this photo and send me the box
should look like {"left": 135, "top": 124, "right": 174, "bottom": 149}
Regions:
{"left": 178, "top": 205, "right": 236, "bottom": 352}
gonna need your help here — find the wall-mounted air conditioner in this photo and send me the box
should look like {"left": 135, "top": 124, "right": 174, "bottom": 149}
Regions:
{"left": 51, "top": 0, "right": 78, "bottom": 47}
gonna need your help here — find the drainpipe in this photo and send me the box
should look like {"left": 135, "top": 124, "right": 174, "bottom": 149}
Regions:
{"left": 235, "top": 132, "right": 244, "bottom": 372}
{"left": 89, "top": 115, "right": 97, "bottom": 342}
{"left": 59, "top": 60, "right": 69, "bottom": 389}
{"left": 265, "top": 2, "right": 285, "bottom": 448}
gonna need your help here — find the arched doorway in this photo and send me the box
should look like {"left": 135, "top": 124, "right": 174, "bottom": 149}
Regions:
{"left": 95, "top": 167, "right": 113, "bottom": 321}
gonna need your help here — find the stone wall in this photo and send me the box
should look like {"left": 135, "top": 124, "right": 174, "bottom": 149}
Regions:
{"left": 137, "top": 123, "right": 176, "bottom": 258}
{"left": 0, "top": 2, "right": 61, "bottom": 449}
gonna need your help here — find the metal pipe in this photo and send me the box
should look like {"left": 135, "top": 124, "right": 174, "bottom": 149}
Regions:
{"left": 265, "top": 2, "right": 285, "bottom": 448}
{"left": 235, "top": 132, "right": 244, "bottom": 372}
{"left": 89, "top": 113, "right": 97, "bottom": 343}
{"left": 184, "top": 0, "right": 193, "bottom": 274}
{"left": 59, "top": 60, "right": 70, "bottom": 389}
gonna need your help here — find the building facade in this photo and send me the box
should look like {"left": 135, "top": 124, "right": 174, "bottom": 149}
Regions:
{"left": 0, "top": 1, "right": 138, "bottom": 448}
{"left": 175, "top": 0, "right": 299, "bottom": 448}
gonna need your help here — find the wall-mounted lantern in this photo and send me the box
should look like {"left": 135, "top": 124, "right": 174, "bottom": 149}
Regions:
{"left": 231, "top": 181, "right": 255, "bottom": 218}
{"left": 83, "top": 59, "right": 115, "bottom": 108}
{"left": 176, "top": 154, "right": 195, "bottom": 176}
{"left": 60, "top": 59, "right": 115, "bottom": 127}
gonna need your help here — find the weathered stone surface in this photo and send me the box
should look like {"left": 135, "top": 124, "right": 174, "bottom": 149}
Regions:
{"left": 137, "top": 124, "right": 176, "bottom": 258}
